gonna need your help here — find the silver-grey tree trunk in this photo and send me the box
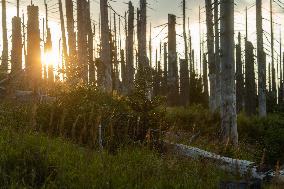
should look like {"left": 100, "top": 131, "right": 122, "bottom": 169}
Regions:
{"left": 1, "top": 0, "right": 8, "bottom": 73}
{"left": 256, "top": 0, "right": 267, "bottom": 117}
{"left": 205, "top": 0, "right": 217, "bottom": 111}
{"left": 214, "top": 0, "right": 221, "bottom": 111}
{"left": 220, "top": 0, "right": 238, "bottom": 146}
{"left": 100, "top": 0, "right": 112, "bottom": 92}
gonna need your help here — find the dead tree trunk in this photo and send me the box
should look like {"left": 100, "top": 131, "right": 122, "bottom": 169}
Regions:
{"left": 27, "top": 5, "right": 42, "bottom": 90}
{"left": 65, "top": 0, "right": 77, "bottom": 76}
{"left": 220, "top": 0, "right": 238, "bottom": 146}
{"left": 182, "top": 0, "right": 189, "bottom": 64}
{"left": 138, "top": 0, "right": 149, "bottom": 69}
{"left": 58, "top": 0, "right": 68, "bottom": 79}
{"left": 205, "top": 0, "right": 217, "bottom": 111}
{"left": 236, "top": 32, "right": 244, "bottom": 113}
{"left": 162, "top": 42, "right": 168, "bottom": 95}
{"left": 214, "top": 0, "right": 221, "bottom": 111}
{"left": 99, "top": 0, "right": 112, "bottom": 92}
{"left": 203, "top": 53, "right": 209, "bottom": 101}
{"left": 11, "top": 17, "right": 22, "bottom": 73}
{"left": 245, "top": 41, "right": 257, "bottom": 116}
{"left": 256, "top": 0, "right": 267, "bottom": 117}
{"left": 126, "top": 2, "right": 134, "bottom": 93}
{"left": 167, "top": 14, "right": 179, "bottom": 106}
{"left": 270, "top": 0, "right": 277, "bottom": 104}
{"left": 87, "top": 0, "right": 95, "bottom": 83}
{"left": 180, "top": 59, "right": 190, "bottom": 106}
{"left": 46, "top": 28, "right": 54, "bottom": 84}
{"left": 77, "top": 0, "right": 89, "bottom": 82}
{"left": 1, "top": 0, "right": 8, "bottom": 73}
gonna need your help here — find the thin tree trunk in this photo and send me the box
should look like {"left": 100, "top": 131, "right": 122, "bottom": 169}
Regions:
{"left": 256, "top": 0, "right": 267, "bottom": 117}
{"left": 205, "top": 0, "right": 216, "bottom": 111}
{"left": 126, "top": 2, "right": 134, "bottom": 93}
{"left": 1, "top": 0, "right": 8, "bottom": 73}
{"left": 220, "top": 0, "right": 238, "bottom": 146}
{"left": 99, "top": 0, "right": 112, "bottom": 92}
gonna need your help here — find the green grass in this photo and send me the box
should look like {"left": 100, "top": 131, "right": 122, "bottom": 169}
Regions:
{"left": 0, "top": 128, "right": 235, "bottom": 189}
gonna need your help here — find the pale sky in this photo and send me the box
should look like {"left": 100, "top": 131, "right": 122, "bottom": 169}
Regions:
{"left": 1, "top": 0, "right": 284, "bottom": 76}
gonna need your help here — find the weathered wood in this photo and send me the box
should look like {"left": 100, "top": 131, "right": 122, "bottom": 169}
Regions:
{"left": 256, "top": 0, "right": 267, "bottom": 117}
{"left": 236, "top": 32, "right": 244, "bottom": 113}
{"left": 65, "top": 0, "right": 77, "bottom": 76}
{"left": 205, "top": 0, "right": 217, "bottom": 111}
{"left": 77, "top": 0, "right": 89, "bottom": 82}
{"left": 1, "top": 0, "right": 8, "bottom": 73}
{"left": 126, "top": 2, "right": 134, "bottom": 93}
{"left": 11, "top": 17, "right": 22, "bottom": 74}
{"left": 87, "top": 0, "right": 95, "bottom": 84}
{"left": 27, "top": 5, "right": 42, "bottom": 90}
{"left": 180, "top": 59, "right": 190, "bottom": 105}
{"left": 58, "top": 0, "right": 68, "bottom": 79}
{"left": 214, "top": 0, "right": 221, "bottom": 111}
{"left": 270, "top": 0, "right": 277, "bottom": 102}
{"left": 167, "top": 14, "right": 179, "bottom": 106}
{"left": 99, "top": 0, "right": 112, "bottom": 92}
{"left": 164, "top": 142, "right": 284, "bottom": 182}
{"left": 220, "top": 0, "right": 238, "bottom": 146}
{"left": 245, "top": 41, "right": 257, "bottom": 116}
{"left": 202, "top": 53, "right": 209, "bottom": 100}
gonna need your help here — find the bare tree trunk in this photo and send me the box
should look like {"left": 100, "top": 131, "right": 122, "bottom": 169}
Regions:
{"left": 167, "top": 14, "right": 179, "bottom": 106}
{"left": 256, "top": 0, "right": 267, "bottom": 117}
{"left": 235, "top": 32, "right": 244, "bottom": 113}
{"left": 214, "top": 0, "right": 221, "bottom": 111}
{"left": 58, "top": 0, "right": 68, "bottom": 79}
{"left": 1, "top": 0, "right": 8, "bottom": 73}
{"left": 220, "top": 0, "right": 238, "bottom": 146}
{"left": 162, "top": 42, "right": 168, "bottom": 95}
{"left": 11, "top": 16, "right": 22, "bottom": 74}
{"left": 205, "top": 0, "right": 216, "bottom": 111}
{"left": 270, "top": 0, "right": 277, "bottom": 104}
{"left": 245, "top": 41, "right": 257, "bottom": 116}
{"left": 183, "top": 0, "right": 188, "bottom": 63}
{"left": 99, "top": 0, "right": 112, "bottom": 92}
{"left": 27, "top": 5, "right": 42, "bottom": 90}
{"left": 126, "top": 2, "right": 134, "bottom": 93}
{"left": 138, "top": 0, "right": 149, "bottom": 68}
{"left": 87, "top": 0, "right": 95, "bottom": 83}
{"left": 65, "top": 0, "right": 77, "bottom": 76}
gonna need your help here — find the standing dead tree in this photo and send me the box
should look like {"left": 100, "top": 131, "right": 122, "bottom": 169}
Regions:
{"left": 11, "top": 0, "right": 22, "bottom": 74}
{"left": 126, "top": 1, "right": 135, "bottom": 93}
{"left": 236, "top": 32, "right": 244, "bottom": 113}
{"left": 65, "top": 0, "right": 77, "bottom": 78}
{"left": 99, "top": 0, "right": 112, "bottom": 92}
{"left": 58, "top": 0, "right": 68, "bottom": 79}
{"left": 1, "top": 0, "right": 8, "bottom": 73}
{"left": 27, "top": 5, "right": 42, "bottom": 90}
{"left": 205, "top": 0, "right": 217, "bottom": 111}
{"left": 167, "top": 14, "right": 179, "bottom": 106}
{"left": 214, "top": 0, "right": 221, "bottom": 110}
{"left": 270, "top": 0, "right": 277, "bottom": 104}
{"left": 220, "top": 0, "right": 238, "bottom": 146}
{"left": 77, "top": 0, "right": 89, "bottom": 82}
{"left": 256, "top": 0, "right": 267, "bottom": 117}
{"left": 245, "top": 41, "right": 257, "bottom": 115}
{"left": 86, "top": 0, "right": 95, "bottom": 83}
{"left": 137, "top": 0, "right": 149, "bottom": 69}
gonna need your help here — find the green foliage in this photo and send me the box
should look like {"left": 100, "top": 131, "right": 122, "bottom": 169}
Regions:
{"left": 0, "top": 129, "right": 234, "bottom": 189}
{"left": 238, "top": 113, "right": 284, "bottom": 164}
{"left": 34, "top": 82, "right": 165, "bottom": 151}
{"left": 165, "top": 105, "right": 220, "bottom": 134}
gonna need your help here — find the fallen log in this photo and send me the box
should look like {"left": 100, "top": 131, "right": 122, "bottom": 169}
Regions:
{"left": 164, "top": 142, "right": 284, "bottom": 182}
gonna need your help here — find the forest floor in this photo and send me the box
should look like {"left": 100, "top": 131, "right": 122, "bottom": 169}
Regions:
{"left": 0, "top": 86, "right": 283, "bottom": 188}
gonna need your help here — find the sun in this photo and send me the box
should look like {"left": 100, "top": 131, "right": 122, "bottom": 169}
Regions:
{"left": 42, "top": 50, "right": 58, "bottom": 68}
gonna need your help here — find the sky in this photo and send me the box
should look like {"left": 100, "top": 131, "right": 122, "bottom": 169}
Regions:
{"left": 1, "top": 0, "right": 284, "bottom": 77}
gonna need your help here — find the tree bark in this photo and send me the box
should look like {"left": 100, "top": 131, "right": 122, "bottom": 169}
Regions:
{"left": 1, "top": 0, "right": 8, "bottom": 73}
{"left": 99, "top": 0, "right": 112, "bottom": 92}
{"left": 167, "top": 14, "right": 179, "bottom": 106}
{"left": 220, "top": 0, "right": 238, "bottom": 146}
{"left": 126, "top": 2, "right": 134, "bottom": 93}
{"left": 256, "top": 0, "right": 267, "bottom": 117}
{"left": 205, "top": 0, "right": 217, "bottom": 111}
